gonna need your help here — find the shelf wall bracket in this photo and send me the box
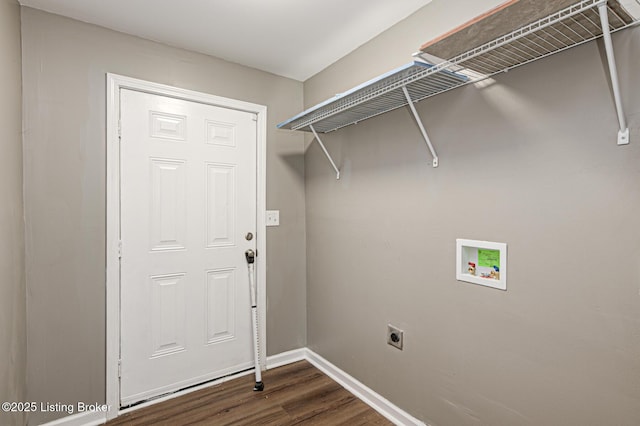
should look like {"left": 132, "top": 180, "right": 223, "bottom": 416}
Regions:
{"left": 402, "top": 86, "right": 439, "bottom": 167}
{"left": 310, "top": 124, "right": 340, "bottom": 179}
{"left": 598, "top": 2, "right": 630, "bottom": 145}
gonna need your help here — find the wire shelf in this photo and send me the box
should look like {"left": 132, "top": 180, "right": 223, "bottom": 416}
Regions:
{"left": 277, "top": 62, "right": 468, "bottom": 133}
{"left": 424, "top": 0, "right": 635, "bottom": 76}
{"left": 277, "top": 0, "right": 638, "bottom": 134}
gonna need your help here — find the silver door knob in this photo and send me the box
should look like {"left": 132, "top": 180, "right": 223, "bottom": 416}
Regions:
{"left": 245, "top": 249, "right": 255, "bottom": 264}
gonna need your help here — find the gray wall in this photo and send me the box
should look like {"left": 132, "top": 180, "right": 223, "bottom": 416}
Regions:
{"left": 304, "top": 2, "right": 640, "bottom": 425}
{"left": 0, "top": 1, "right": 26, "bottom": 426}
{"left": 21, "top": 8, "right": 306, "bottom": 424}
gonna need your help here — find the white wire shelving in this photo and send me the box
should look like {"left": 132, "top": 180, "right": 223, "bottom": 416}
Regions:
{"left": 277, "top": 0, "right": 639, "bottom": 177}
{"left": 278, "top": 62, "right": 469, "bottom": 134}
{"left": 277, "top": 62, "right": 469, "bottom": 173}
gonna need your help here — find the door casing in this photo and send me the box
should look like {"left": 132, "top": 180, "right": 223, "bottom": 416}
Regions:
{"left": 106, "top": 73, "right": 267, "bottom": 418}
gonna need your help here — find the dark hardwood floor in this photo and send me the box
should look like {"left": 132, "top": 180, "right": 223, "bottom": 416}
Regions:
{"left": 106, "top": 360, "right": 394, "bottom": 425}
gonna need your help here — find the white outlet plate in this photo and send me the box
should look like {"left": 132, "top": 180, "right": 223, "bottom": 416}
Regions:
{"left": 266, "top": 210, "right": 280, "bottom": 227}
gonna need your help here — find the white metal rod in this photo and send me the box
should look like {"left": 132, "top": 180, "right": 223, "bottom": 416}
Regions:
{"left": 247, "top": 261, "right": 263, "bottom": 390}
{"left": 598, "top": 3, "right": 628, "bottom": 137}
{"left": 310, "top": 124, "right": 341, "bottom": 179}
{"left": 251, "top": 306, "right": 262, "bottom": 383}
{"left": 402, "top": 86, "right": 439, "bottom": 167}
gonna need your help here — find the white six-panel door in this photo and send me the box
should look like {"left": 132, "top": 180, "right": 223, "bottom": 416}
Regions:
{"left": 119, "top": 88, "right": 257, "bottom": 405}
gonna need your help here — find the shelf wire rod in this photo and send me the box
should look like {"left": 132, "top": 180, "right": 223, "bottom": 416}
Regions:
{"left": 513, "top": 42, "right": 545, "bottom": 61}
{"left": 429, "top": 80, "right": 463, "bottom": 94}
{"left": 401, "top": 86, "right": 438, "bottom": 168}
{"left": 496, "top": 44, "right": 531, "bottom": 64}
{"left": 413, "top": 74, "right": 463, "bottom": 91}
{"left": 538, "top": 28, "right": 571, "bottom": 49}
{"left": 571, "top": 13, "right": 598, "bottom": 37}
{"left": 507, "top": 40, "right": 542, "bottom": 60}
{"left": 531, "top": 31, "right": 565, "bottom": 53}
{"left": 410, "top": 80, "right": 447, "bottom": 94}
{"left": 538, "top": 33, "right": 567, "bottom": 51}
{"left": 558, "top": 20, "right": 587, "bottom": 42}
{"left": 514, "top": 34, "right": 551, "bottom": 60}
{"left": 411, "top": 85, "right": 446, "bottom": 100}
{"left": 407, "top": 84, "right": 440, "bottom": 98}
{"left": 579, "top": 9, "right": 604, "bottom": 32}
{"left": 520, "top": 34, "right": 554, "bottom": 54}
{"left": 598, "top": 2, "right": 628, "bottom": 144}
{"left": 493, "top": 46, "right": 530, "bottom": 67}
{"left": 559, "top": 19, "right": 585, "bottom": 44}
{"left": 414, "top": 80, "right": 470, "bottom": 102}
{"left": 458, "top": 60, "right": 490, "bottom": 75}
{"left": 411, "top": 84, "right": 442, "bottom": 97}
{"left": 482, "top": 48, "right": 519, "bottom": 69}
{"left": 309, "top": 124, "right": 341, "bottom": 179}
{"left": 604, "top": 9, "right": 617, "bottom": 30}
{"left": 548, "top": 22, "right": 581, "bottom": 44}
{"left": 426, "top": 73, "right": 465, "bottom": 86}
{"left": 607, "top": 6, "right": 627, "bottom": 26}
{"left": 576, "top": 11, "right": 601, "bottom": 33}
{"left": 459, "top": 60, "right": 496, "bottom": 75}
{"left": 475, "top": 52, "right": 511, "bottom": 70}
{"left": 484, "top": 59, "right": 515, "bottom": 74}
{"left": 476, "top": 49, "right": 512, "bottom": 67}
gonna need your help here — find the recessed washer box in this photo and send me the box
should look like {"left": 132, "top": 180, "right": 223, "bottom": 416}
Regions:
{"left": 456, "top": 239, "right": 507, "bottom": 291}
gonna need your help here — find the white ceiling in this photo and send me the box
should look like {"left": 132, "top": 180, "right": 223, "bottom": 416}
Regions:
{"left": 18, "top": 0, "right": 433, "bottom": 81}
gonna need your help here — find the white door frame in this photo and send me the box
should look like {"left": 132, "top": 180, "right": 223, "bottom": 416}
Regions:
{"left": 106, "top": 73, "right": 267, "bottom": 419}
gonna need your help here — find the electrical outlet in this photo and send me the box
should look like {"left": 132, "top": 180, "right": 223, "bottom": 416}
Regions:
{"left": 387, "top": 324, "right": 403, "bottom": 350}
{"left": 266, "top": 210, "right": 280, "bottom": 227}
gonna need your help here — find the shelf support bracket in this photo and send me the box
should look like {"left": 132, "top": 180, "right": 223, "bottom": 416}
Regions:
{"left": 598, "top": 3, "right": 629, "bottom": 145}
{"left": 402, "top": 86, "right": 439, "bottom": 167}
{"left": 310, "top": 124, "right": 340, "bottom": 179}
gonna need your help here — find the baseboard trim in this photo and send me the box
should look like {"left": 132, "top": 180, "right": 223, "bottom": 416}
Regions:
{"left": 265, "top": 347, "right": 307, "bottom": 369}
{"left": 38, "top": 410, "right": 106, "bottom": 426}
{"left": 39, "top": 347, "right": 424, "bottom": 426}
{"left": 304, "top": 349, "right": 426, "bottom": 426}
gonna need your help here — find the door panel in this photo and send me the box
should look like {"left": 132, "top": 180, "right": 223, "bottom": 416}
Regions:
{"left": 119, "top": 89, "right": 257, "bottom": 405}
{"left": 206, "top": 163, "right": 236, "bottom": 247}
{"left": 206, "top": 268, "right": 236, "bottom": 344}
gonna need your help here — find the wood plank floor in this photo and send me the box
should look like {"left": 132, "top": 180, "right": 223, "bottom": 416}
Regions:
{"left": 106, "top": 360, "right": 394, "bottom": 425}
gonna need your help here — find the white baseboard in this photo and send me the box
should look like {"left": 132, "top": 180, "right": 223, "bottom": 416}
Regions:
{"left": 265, "top": 347, "right": 307, "bottom": 369}
{"left": 38, "top": 410, "right": 106, "bottom": 426}
{"left": 304, "top": 349, "right": 426, "bottom": 426}
{"left": 39, "top": 347, "right": 425, "bottom": 426}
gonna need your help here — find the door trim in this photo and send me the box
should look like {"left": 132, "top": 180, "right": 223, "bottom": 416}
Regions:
{"left": 106, "top": 73, "right": 267, "bottom": 419}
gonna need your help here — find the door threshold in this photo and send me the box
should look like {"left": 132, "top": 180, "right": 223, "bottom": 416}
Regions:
{"left": 119, "top": 367, "right": 255, "bottom": 414}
